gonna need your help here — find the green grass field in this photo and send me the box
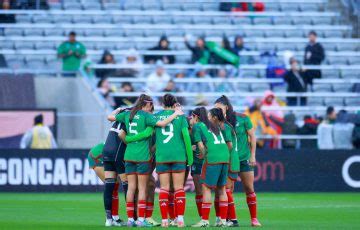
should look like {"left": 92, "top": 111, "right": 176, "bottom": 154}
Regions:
{"left": 0, "top": 193, "right": 359, "bottom": 229}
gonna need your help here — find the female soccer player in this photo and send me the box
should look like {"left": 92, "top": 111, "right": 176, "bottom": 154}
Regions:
{"left": 107, "top": 94, "right": 183, "bottom": 227}
{"left": 192, "top": 108, "right": 230, "bottom": 227}
{"left": 87, "top": 142, "right": 123, "bottom": 227}
{"left": 189, "top": 107, "right": 210, "bottom": 220}
{"left": 214, "top": 95, "right": 262, "bottom": 227}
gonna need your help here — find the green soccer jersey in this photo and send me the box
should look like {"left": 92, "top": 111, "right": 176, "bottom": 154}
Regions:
{"left": 154, "top": 110, "right": 188, "bottom": 163}
{"left": 57, "top": 41, "right": 86, "bottom": 71}
{"left": 115, "top": 110, "right": 157, "bottom": 162}
{"left": 191, "top": 122, "right": 207, "bottom": 164}
{"left": 223, "top": 123, "right": 240, "bottom": 172}
{"left": 88, "top": 143, "right": 104, "bottom": 168}
{"left": 193, "top": 123, "right": 229, "bottom": 164}
{"left": 234, "top": 114, "right": 253, "bottom": 161}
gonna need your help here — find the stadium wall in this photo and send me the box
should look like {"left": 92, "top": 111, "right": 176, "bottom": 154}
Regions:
{"left": 0, "top": 149, "right": 359, "bottom": 192}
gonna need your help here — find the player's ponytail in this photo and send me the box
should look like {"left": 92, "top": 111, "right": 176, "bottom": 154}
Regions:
{"left": 209, "top": 108, "right": 225, "bottom": 135}
{"left": 192, "top": 107, "right": 211, "bottom": 129}
{"left": 162, "top": 93, "right": 178, "bottom": 108}
{"left": 130, "top": 94, "right": 153, "bottom": 121}
{"left": 215, "top": 95, "right": 236, "bottom": 128}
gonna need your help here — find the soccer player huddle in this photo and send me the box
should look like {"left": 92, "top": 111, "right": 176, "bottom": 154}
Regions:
{"left": 88, "top": 93, "right": 262, "bottom": 227}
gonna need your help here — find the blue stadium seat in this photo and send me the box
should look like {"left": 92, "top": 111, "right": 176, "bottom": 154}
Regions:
{"left": 345, "top": 98, "right": 360, "bottom": 106}
{"left": 312, "top": 17, "right": 333, "bottom": 25}
{"left": 112, "top": 15, "right": 133, "bottom": 24}
{"left": 285, "top": 30, "right": 304, "bottom": 38}
{"left": 347, "top": 56, "right": 360, "bottom": 65}
{"left": 251, "top": 83, "right": 270, "bottom": 92}
{"left": 161, "top": 3, "right": 181, "bottom": 11}
{"left": 82, "top": 2, "right": 102, "bottom": 10}
{"left": 326, "top": 56, "right": 348, "bottom": 65}
{"left": 35, "top": 42, "right": 55, "bottom": 50}
{"left": 273, "top": 17, "right": 292, "bottom": 25}
{"left": 265, "top": 30, "right": 285, "bottom": 38}
{"left": 322, "top": 69, "right": 340, "bottom": 78}
{"left": 16, "top": 14, "right": 32, "bottom": 23}
{"left": 85, "top": 29, "right": 104, "bottom": 37}
{"left": 307, "top": 97, "right": 324, "bottom": 106}
{"left": 63, "top": 2, "right": 82, "bottom": 10}
{"left": 124, "top": 29, "right": 144, "bottom": 37}
{"left": 123, "top": 2, "right": 142, "bottom": 11}
{"left": 245, "top": 30, "right": 264, "bottom": 38}
{"left": 336, "top": 43, "right": 359, "bottom": 51}
{"left": 132, "top": 16, "right": 152, "bottom": 24}
{"left": 182, "top": 3, "right": 202, "bottom": 11}
{"left": 44, "top": 28, "right": 64, "bottom": 36}
{"left": 104, "top": 29, "right": 124, "bottom": 37}
{"left": 4, "top": 28, "right": 23, "bottom": 36}
{"left": 152, "top": 16, "right": 172, "bottom": 24}
{"left": 253, "top": 17, "right": 272, "bottom": 25}
{"left": 341, "top": 70, "right": 359, "bottom": 79}
{"left": 312, "top": 84, "right": 332, "bottom": 92}
{"left": 172, "top": 16, "right": 192, "bottom": 24}
{"left": 265, "top": 3, "right": 280, "bottom": 11}
{"left": 32, "top": 14, "right": 52, "bottom": 23}
{"left": 212, "top": 16, "right": 232, "bottom": 25}
{"left": 23, "top": 28, "right": 43, "bottom": 36}
{"left": 52, "top": 15, "right": 72, "bottom": 24}
{"left": 92, "top": 16, "right": 113, "bottom": 24}
{"left": 192, "top": 16, "right": 212, "bottom": 25}
{"left": 292, "top": 17, "right": 312, "bottom": 25}
{"left": 14, "top": 41, "right": 34, "bottom": 50}
{"left": 95, "top": 43, "right": 116, "bottom": 51}
{"left": 232, "top": 17, "right": 252, "bottom": 25}
{"left": 102, "top": 3, "right": 121, "bottom": 10}
{"left": 332, "top": 83, "right": 351, "bottom": 92}
{"left": 324, "top": 97, "right": 344, "bottom": 106}
{"left": 72, "top": 15, "right": 93, "bottom": 24}
{"left": 280, "top": 3, "right": 300, "bottom": 12}
{"left": 299, "top": 4, "right": 320, "bottom": 12}
{"left": 202, "top": 3, "right": 218, "bottom": 11}
{"left": 323, "top": 30, "right": 344, "bottom": 38}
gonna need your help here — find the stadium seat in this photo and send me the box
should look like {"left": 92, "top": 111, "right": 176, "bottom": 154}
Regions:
{"left": 16, "top": 14, "right": 32, "bottom": 23}
{"left": 324, "top": 97, "right": 344, "bottom": 106}
{"left": 23, "top": 28, "right": 43, "bottom": 36}
{"left": 265, "top": 3, "right": 280, "bottom": 11}
{"left": 102, "top": 3, "right": 121, "bottom": 10}
{"left": 92, "top": 16, "right": 113, "bottom": 24}
{"left": 72, "top": 15, "right": 93, "bottom": 24}
{"left": 234, "top": 83, "right": 250, "bottom": 92}
{"left": 212, "top": 16, "right": 232, "bottom": 25}
{"left": 280, "top": 3, "right": 300, "bottom": 12}
{"left": 202, "top": 3, "right": 218, "bottom": 11}
{"left": 52, "top": 15, "right": 72, "bottom": 24}
{"left": 253, "top": 17, "right": 272, "bottom": 25}
{"left": 245, "top": 30, "right": 264, "bottom": 38}
{"left": 232, "top": 17, "right": 252, "bottom": 25}
{"left": 323, "top": 30, "right": 344, "bottom": 38}
{"left": 277, "top": 43, "right": 298, "bottom": 51}
{"left": 135, "top": 43, "right": 153, "bottom": 50}
{"left": 312, "top": 17, "right": 333, "bottom": 25}
{"left": 273, "top": 17, "right": 292, "bottom": 25}
{"left": 300, "top": 4, "right": 320, "bottom": 12}
{"left": 132, "top": 16, "right": 152, "bottom": 24}
{"left": 143, "top": 2, "right": 162, "bottom": 11}
{"left": 144, "top": 29, "right": 164, "bottom": 37}
{"left": 85, "top": 29, "right": 104, "bottom": 37}
{"left": 347, "top": 56, "right": 360, "bottom": 65}
{"left": 251, "top": 83, "right": 270, "bottom": 92}
{"left": 192, "top": 16, "right": 212, "bottom": 25}
{"left": 172, "top": 16, "right": 192, "bottom": 24}
{"left": 321, "top": 43, "right": 337, "bottom": 51}
{"left": 161, "top": 3, "right": 181, "bottom": 11}
{"left": 95, "top": 43, "right": 116, "bottom": 51}
{"left": 112, "top": 15, "right": 133, "bottom": 24}
{"left": 122, "top": 2, "right": 142, "bottom": 10}
{"left": 63, "top": 2, "right": 82, "bottom": 10}
{"left": 257, "top": 43, "right": 276, "bottom": 52}
{"left": 265, "top": 30, "right": 285, "bottom": 38}
{"left": 124, "top": 29, "right": 144, "bottom": 37}
{"left": 82, "top": 2, "right": 102, "bottom": 10}
{"left": 44, "top": 28, "right": 64, "bottom": 36}
{"left": 35, "top": 42, "right": 55, "bottom": 50}
{"left": 285, "top": 30, "right": 304, "bottom": 38}
{"left": 152, "top": 16, "right": 172, "bottom": 24}
{"left": 176, "top": 55, "right": 190, "bottom": 64}
{"left": 4, "top": 28, "right": 23, "bottom": 36}
{"left": 332, "top": 83, "right": 351, "bottom": 92}
{"left": 336, "top": 43, "right": 359, "bottom": 51}
{"left": 292, "top": 17, "right": 312, "bottom": 25}
{"left": 14, "top": 41, "right": 34, "bottom": 50}
{"left": 312, "top": 84, "right": 332, "bottom": 92}
{"left": 307, "top": 97, "right": 324, "bottom": 106}
{"left": 32, "top": 14, "right": 52, "bottom": 23}
{"left": 0, "top": 41, "right": 14, "bottom": 49}
{"left": 322, "top": 69, "right": 340, "bottom": 78}
{"left": 345, "top": 98, "right": 360, "bottom": 106}
{"left": 341, "top": 70, "right": 359, "bottom": 79}
{"left": 182, "top": 3, "right": 202, "bottom": 11}
{"left": 326, "top": 56, "right": 348, "bottom": 65}
{"left": 6, "top": 57, "right": 24, "bottom": 69}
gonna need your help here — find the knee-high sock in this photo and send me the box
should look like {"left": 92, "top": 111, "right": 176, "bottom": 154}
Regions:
{"left": 195, "top": 195, "right": 203, "bottom": 217}
{"left": 137, "top": 200, "right": 147, "bottom": 220}
{"left": 126, "top": 202, "right": 135, "bottom": 219}
{"left": 226, "top": 189, "right": 237, "bottom": 220}
{"left": 246, "top": 192, "right": 257, "bottom": 219}
{"left": 104, "top": 178, "right": 116, "bottom": 220}
{"left": 175, "top": 189, "right": 186, "bottom": 218}
{"left": 121, "top": 181, "right": 128, "bottom": 200}
{"left": 201, "top": 202, "right": 212, "bottom": 221}
{"left": 158, "top": 189, "right": 169, "bottom": 220}
{"left": 111, "top": 182, "right": 120, "bottom": 217}
{"left": 168, "top": 192, "right": 176, "bottom": 220}
{"left": 214, "top": 196, "right": 220, "bottom": 218}
{"left": 145, "top": 202, "right": 154, "bottom": 218}
{"left": 219, "top": 200, "right": 228, "bottom": 222}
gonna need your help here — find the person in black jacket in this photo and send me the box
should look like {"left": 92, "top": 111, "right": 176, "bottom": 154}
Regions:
{"left": 284, "top": 59, "right": 308, "bottom": 106}
{"left": 184, "top": 36, "right": 210, "bottom": 64}
{"left": 144, "top": 35, "right": 175, "bottom": 64}
{"left": 210, "top": 36, "right": 233, "bottom": 65}
{"left": 303, "top": 31, "right": 325, "bottom": 84}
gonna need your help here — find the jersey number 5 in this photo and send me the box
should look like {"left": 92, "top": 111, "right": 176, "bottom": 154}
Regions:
{"left": 129, "top": 122, "right": 138, "bottom": 135}
{"left": 162, "top": 124, "right": 174, "bottom": 143}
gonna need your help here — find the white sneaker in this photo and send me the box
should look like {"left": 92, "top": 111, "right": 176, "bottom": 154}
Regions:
{"left": 105, "top": 219, "right": 113, "bottom": 227}
{"left": 169, "top": 218, "right": 178, "bottom": 227}
{"left": 215, "top": 217, "right": 222, "bottom": 227}
{"left": 192, "top": 220, "right": 210, "bottom": 227}
{"left": 146, "top": 217, "right": 161, "bottom": 226}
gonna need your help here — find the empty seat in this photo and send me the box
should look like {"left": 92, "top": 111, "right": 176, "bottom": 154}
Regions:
{"left": 4, "top": 28, "right": 23, "bottom": 36}
{"left": 253, "top": 17, "right": 272, "bottom": 25}
{"left": 280, "top": 3, "right": 299, "bottom": 11}
{"left": 95, "top": 43, "right": 116, "bottom": 50}
{"left": 337, "top": 43, "right": 359, "bottom": 51}
{"left": 14, "top": 41, "right": 34, "bottom": 50}
{"left": 93, "top": 16, "right": 113, "bottom": 24}
{"left": 81, "top": 41, "right": 96, "bottom": 50}
{"left": 202, "top": 3, "right": 218, "bottom": 11}
{"left": 322, "top": 69, "right": 340, "bottom": 78}
{"left": 257, "top": 43, "right": 276, "bottom": 52}
{"left": 102, "top": 3, "right": 121, "bottom": 10}
{"left": 327, "top": 56, "right": 348, "bottom": 65}
{"left": 341, "top": 70, "right": 359, "bottom": 79}
{"left": 26, "top": 59, "right": 46, "bottom": 69}
{"left": 32, "top": 14, "right": 52, "bottom": 23}
{"left": 24, "top": 28, "right": 43, "bottom": 36}
{"left": 83, "top": 2, "right": 101, "bottom": 10}
{"left": 235, "top": 83, "right": 250, "bottom": 92}
{"left": 182, "top": 3, "right": 202, "bottom": 11}
{"left": 143, "top": 2, "right": 162, "bottom": 11}
{"left": 44, "top": 28, "right": 64, "bottom": 36}
{"left": 113, "top": 15, "right": 133, "bottom": 24}
{"left": 136, "top": 43, "right": 153, "bottom": 50}
{"left": 273, "top": 17, "right": 292, "bottom": 25}
{"left": 272, "top": 85, "right": 287, "bottom": 92}
{"left": 0, "top": 41, "right": 14, "bottom": 49}
{"left": 332, "top": 83, "right": 351, "bottom": 92}
{"left": 251, "top": 83, "right": 270, "bottom": 92}
{"left": 162, "top": 3, "right": 181, "bottom": 11}
{"left": 49, "top": 2, "right": 61, "bottom": 10}
{"left": 277, "top": 43, "right": 297, "bottom": 51}
{"left": 324, "top": 97, "right": 344, "bottom": 106}
{"left": 35, "top": 42, "right": 55, "bottom": 50}
{"left": 192, "top": 16, "right": 212, "bottom": 24}
{"left": 72, "top": 15, "right": 93, "bottom": 24}
{"left": 307, "top": 97, "right": 324, "bottom": 106}
{"left": 124, "top": 29, "right": 144, "bottom": 37}
{"left": 16, "top": 14, "right": 32, "bottom": 23}
{"left": 312, "top": 17, "right": 332, "bottom": 25}
{"left": 265, "top": 3, "right": 280, "bottom": 11}
{"left": 176, "top": 55, "right": 189, "bottom": 64}
{"left": 212, "top": 16, "right": 232, "bottom": 25}
{"left": 152, "top": 16, "right": 172, "bottom": 24}
{"left": 265, "top": 30, "right": 285, "bottom": 38}
{"left": 321, "top": 42, "right": 337, "bottom": 51}
{"left": 323, "top": 30, "right": 344, "bottom": 38}
{"left": 204, "top": 29, "right": 223, "bottom": 37}
{"left": 165, "top": 29, "right": 185, "bottom": 37}
{"left": 312, "top": 84, "right": 332, "bottom": 92}
{"left": 85, "top": 29, "right": 104, "bottom": 37}
{"left": 345, "top": 98, "right": 360, "bottom": 106}
{"left": 348, "top": 56, "right": 360, "bottom": 65}
{"left": 63, "top": 2, "right": 82, "bottom": 10}
{"left": 123, "top": 2, "right": 142, "bottom": 10}
{"left": 116, "top": 42, "right": 135, "bottom": 50}
{"left": 239, "top": 70, "right": 258, "bottom": 78}
{"left": 245, "top": 30, "right": 264, "bottom": 38}
{"left": 172, "top": 16, "right": 192, "bottom": 24}
{"left": 232, "top": 17, "right": 252, "bottom": 25}
{"left": 144, "top": 29, "right": 164, "bottom": 37}
{"left": 6, "top": 57, "right": 24, "bottom": 69}
{"left": 292, "top": 17, "right": 312, "bottom": 25}
{"left": 52, "top": 15, "right": 72, "bottom": 24}
{"left": 104, "top": 29, "right": 124, "bottom": 37}
{"left": 299, "top": 4, "right": 319, "bottom": 12}
{"left": 132, "top": 16, "right": 152, "bottom": 24}
{"left": 285, "top": 30, "right": 304, "bottom": 38}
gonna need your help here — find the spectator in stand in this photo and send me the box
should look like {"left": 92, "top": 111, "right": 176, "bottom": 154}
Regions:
{"left": 95, "top": 50, "right": 116, "bottom": 79}
{"left": 187, "top": 64, "right": 214, "bottom": 92}
{"left": 97, "top": 78, "right": 115, "bottom": 108}
{"left": 333, "top": 110, "right": 355, "bottom": 149}
{"left": 210, "top": 36, "right": 233, "bottom": 65}
{"left": 284, "top": 59, "right": 308, "bottom": 106}
{"left": 162, "top": 80, "right": 186, "bottom": 105}
{"left": 304, "top": 31, "right": 325, "bottom": 84}
{"left": 298, "top": 115, "right": 319, "bottom": 148}
{"left": 317, "top": 106, "right": 337, "bottom": 149}
{"left": 115, "top": 82, "right": 137, "bottom": 107}
{"left": 232, "top": 35, "right": 250, "bottom": 54}
{"left": 0, "top": 0, "right": 15, "bottom": 23}
{"left": 57, "top": 31, "right": 86, "bottom": 76}
{"left": 352, "top": 113, "right": 360, "bottom": 149}
{"left": 146, "top": 60, "right": 171, "bottom": 92}
{"left": 144, "top": 35, "right": 175, "bottom": 64}
{"left": 214, "top": 68, "right": 233, "bottom": 92}
{"left": 20, "top": 114, "right": 57, "bottom": 149}
{"left": 219, "top": 2, "right": 264, "bottom": 12}
{"left": 184, "top": 35, "right": 211, "bottom": 64}
{"left": 174, "top": 70, "right": 187, "bottom": 92}
{"left": 118, "top": 49, "right": 143, "bottom": 77}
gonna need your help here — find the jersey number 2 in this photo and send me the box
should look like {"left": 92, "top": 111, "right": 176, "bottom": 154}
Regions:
{"left": 162, "top": 124, "right": 174, "bottom": 143}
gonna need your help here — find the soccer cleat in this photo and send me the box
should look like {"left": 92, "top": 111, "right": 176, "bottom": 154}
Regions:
{"left": 105, "top": 219, "right": 113, "bottom": 227}
{"left": 169, "top": 218, "right": 177, "bottom": 227}
{"left": 226, "top": 220, "right": 239, "bottom": 227}
{"left": 115, "top": 218, "right": 126, "bottom": 226}
{"left": 177, "top": 220, "right": 185, "bottom": 228}
{"left": 146, "top": 217, "right": 161, "bottom": 227}
{"left": 251, "top": 218, "right": 262, "bottom": 227}
{"left": 191, "top": 220, "right": 210, "bottom": 228}
{"left": 127, "top": 219, "right": 136, "bottom": 227}
{"left": 214, "top": 217, "right": 222, "bottom": 227}
{"left": 135, "top": 219, "right": 153, "bottom": 227}
{"left": 161, "top": 220, "right": 169, "bottom": 228}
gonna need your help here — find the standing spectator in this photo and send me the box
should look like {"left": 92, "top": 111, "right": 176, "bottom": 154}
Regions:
{"left": 20, "top": 114, "right": 57, "bottom": 149}
{"left": 95, "top": 50, "right": 116, "bottom": 78}
{"left": 144, "top": 35, "right": 175, "bottom": 64}
{"left": 284, "top": 59, "right": 308, "bottom": 106}
{"left": 115, "top": 82, "right": 137, "bottom": 107}
{"left": 118, "top": 49, "right": 143, "bottom": 77}
{"left": 184, "top": 36, "right": 211, "bottom": 64}
{"left": 57, "top": 31, "right": 86, "bottom": 75}
{"left": 304, "top": 31, "right": 325, "bottom": 84}
{"left": 97, "top": 78, "right": 115, "bottom": 108}
{"left": 0, "top": 0, "right": 15, "bottom": 23}
{"left": 298, "top": 115, "right": 319, "bottom": 148}
{"left": 146, "top": 60, "right": 171, "bottom": 92}
{"left": 317, "top": 106, "right": 337, "bottom": 149}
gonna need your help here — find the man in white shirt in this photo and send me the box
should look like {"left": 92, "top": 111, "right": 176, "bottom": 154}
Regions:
{"left": 146, "top": 60, "right": 171, "bottom": 92}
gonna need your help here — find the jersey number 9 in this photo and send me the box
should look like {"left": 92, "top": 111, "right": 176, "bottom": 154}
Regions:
{"left": 162, "top": 124, "right": 174, "bottom": 143}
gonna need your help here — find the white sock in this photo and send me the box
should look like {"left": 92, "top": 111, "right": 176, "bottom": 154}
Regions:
{"left": 177, "top": 216, "right": 184, "bottom": 222}
{"left": 138, "top": 217, "right": 144, "bottom": 222}
{"left": 128, "top": 218, "right": 134, "bottom": 222}
{"left": 112, "top": 215, "right": 119, "bottom": 221}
